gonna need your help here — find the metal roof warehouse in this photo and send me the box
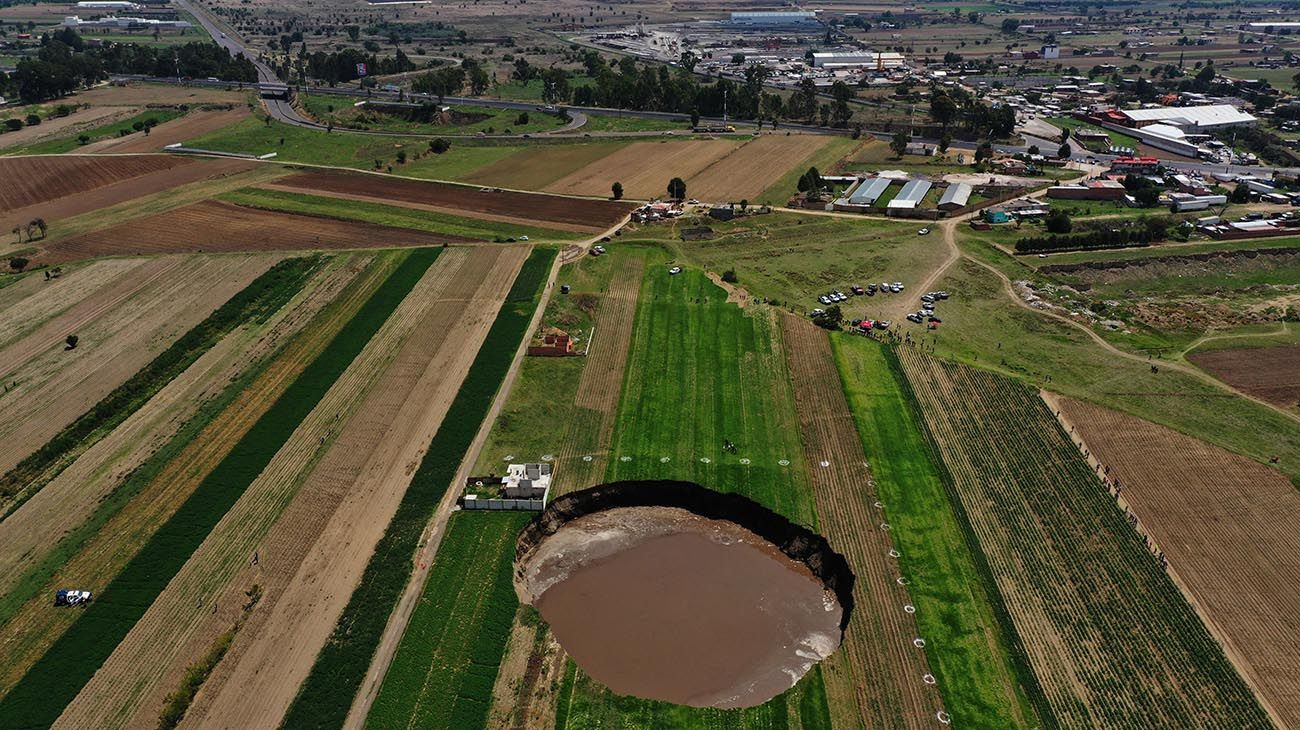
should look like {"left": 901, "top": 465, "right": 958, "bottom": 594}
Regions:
{"left": 848, "top": 177, "right": 891, "bottom": 205}
{"left": 1117, "top": 104, "right": 1256, "bottom": 129}
{"left": 887, "top": 180, "right": 932, "bottom": 209}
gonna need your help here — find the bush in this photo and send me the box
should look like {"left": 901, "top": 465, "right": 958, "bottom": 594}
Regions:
{"left": 25, "top": 114, "right": 40, "bottom": 126}
{"left": 429, "top": 137, "right": 450, "bottom": 154}
{"left": 721, "top": 269, "right": 738, "bottom": 284}
{"left": 9, "top": 257, "right": 29, "bottom": 271}
{"left": 1046, "top": 210, "right": 1072, "bottom": 234}
{"left": 3, "top": 118, "right": 23, "bottom": 132}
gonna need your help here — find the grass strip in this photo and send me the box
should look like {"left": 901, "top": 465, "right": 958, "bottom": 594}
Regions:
{"left": 7, "top": 109, "right": 185, "bottom": 155}
{"left": 219, "top": 188, "right": 583, "bottom": 242}
{"left": 0, "top": 255, "right": 325, "bottom": 512}
{"left": 365, "top": 511, "right": 531, "bottom": 729}
{"left": 0, "top": 248, "right": 440, "bottom": 729}
{"left": 282, "top": 247, "right": 555, "bottom": 729}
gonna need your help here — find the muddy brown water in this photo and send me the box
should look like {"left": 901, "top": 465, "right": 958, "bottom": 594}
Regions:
{"left": 517, "top": 506, "right": 842, "bottom": 709}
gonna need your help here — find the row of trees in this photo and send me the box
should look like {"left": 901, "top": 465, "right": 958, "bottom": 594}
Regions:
{"left": 0, "top": 30, "right": 255, "bottom": 103}
{"left": 1016, "top": 216, "right": 1170, "bottom": 253}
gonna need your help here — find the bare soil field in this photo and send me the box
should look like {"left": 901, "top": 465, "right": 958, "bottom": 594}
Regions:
{"left": 780, "top": 316, "right": 942, "bottom": 729}
{"left": 464, "top": 142, "right": 628, "bottom": 191}
{"left": 0, "top": 106, "right": 137, "bottom": 151}
{"left": 1188, "top": 346, "right": 1300, "bottom": 410}
{"left": 0, "top": 155, "right": 196, "bottom": 212}
{"left": 73, "top": 83, "right": 254, "bottom": 107}
{"left": 544, "top": 138, "right": 738, "bottom": 200}
{"left": 685, "top": 135, "right": 831, "bottom": 203}
{"left": 167, "top": 247, "right": 527, "bottom": 730}
{"left": 273, "top": 170, "right": 633, "bottom": 231}
{"left": 82, "top": 108, "right": 250, "bottom": 154}
{"left": 0, "top": 256, "right": 362, "bottom": 611}
{"left": 1055, "top": 396, "right": 1300, "bottom": 729}
{"left": 0, "top": 255, "right": 277, "bottom": 476}
{"left": 0, "top": 254, "right": 334, "bottom": 696}
{"left": 2, "top": 156, "right": 256, "bottom": 233}
{"left": 37, "top": 199, "right": 462, "bottom": 264}
{"left": 0, "top": 258, "right": 149, "bottom": 358}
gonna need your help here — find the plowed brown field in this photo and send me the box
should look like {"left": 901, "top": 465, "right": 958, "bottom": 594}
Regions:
{"left": 273, "top": 170, "right": 634, "bottom": 231}
{"left": 1188, "top": 346, "right": 1300, "bottom": 410}
{"left": 781, "top": 316, "right": 942, "bottom": 729}
{"left": 2, "top": 156, "right": 255, "bottom": 232}
{"left": 0, "top": 155, "right": 193, "bottom": 210}
{"left": 38, "top": 200, "right": 464, "bottom": 265}
{"left": 1055, "top": 396, "right": 1300, "bottom": 729}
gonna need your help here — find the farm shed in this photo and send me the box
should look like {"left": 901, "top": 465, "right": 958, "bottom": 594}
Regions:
{"left": 1046, "top": 180, "right": 1127, "bottom": 201}
{"left": 847, "top": 177, "right": 891, "bottom": 206}
{"left": 887, "top": 180, "right": 932, "bottom": 209}
{"left": 937, "top": 183, "right": 972, "bottom": 211}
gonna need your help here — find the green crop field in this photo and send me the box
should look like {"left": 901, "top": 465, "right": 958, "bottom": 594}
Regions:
{"left": 549, "top": 259, "right": 831, "bottom": 729}
{"left": 283, "top": 248, "right": 554, "bottom": 729}
{"left": 218, "top": 188, "right": 583, "bottom": 241}
{"left": 366, "top": 511, "right": 530, "bottom": 729}
{"left": 831, "top": 336, "right": 1039, "bottom": 729}
{"left": 604, "top": 263, "right": 818, "bottom": 528}
{"left": 0, "top": 249, "right": 439, "bottom": 728}
{"left": 897, "top": 350, "right": 1271, "bottom": 728}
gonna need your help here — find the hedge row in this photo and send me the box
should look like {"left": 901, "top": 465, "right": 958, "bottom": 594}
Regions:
{"left": 0, "top": 255, "right": 324, "bottom": 505}
{"left": 1014, "top": 228, "right": 1156, "bottom": 254}
{"left": 281, "top": 247, "right": 555, "bottom": 729}
{"left": 0, "top": 248, "right": 440, "bottom": 729}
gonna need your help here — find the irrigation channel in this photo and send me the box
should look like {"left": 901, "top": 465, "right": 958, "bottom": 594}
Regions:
{"left": 514, "top": 481, "right": 852, "bottom": 710}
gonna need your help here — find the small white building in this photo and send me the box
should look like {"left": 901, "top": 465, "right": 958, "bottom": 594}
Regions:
{"left": 1041, "top": 43, "right": 1060, "bottom": 60}
{"left": 811, "top": 51, "right": 906, "bottom": 69}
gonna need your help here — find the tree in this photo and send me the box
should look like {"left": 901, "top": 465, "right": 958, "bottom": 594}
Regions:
{"left": 65, "top": 334, "right": 78, "bottom": 350}
{"left": 346, "top": 25, "right": 360, "bottom": 42}
{"left": 667, "top": 177, "right": 687, "bottom": 200}
{"left": 1060, "top": 127, "right": 1070, "bottom": 143}
{"left": 890, "top": 130, "right": 910, "bottom": 158}
{"left": 1134, "top": 187, "right": 1160, "bottom": 207}
{"left": 813, "top": 304, "right": 842, "bottom": 329}
{"left": 1230, "top": 183, "right": 1251, "bottom": 203}
{"left": 739, "top": 199, "right": 749, "bottom": 211}
{"left": 975, "top": 142, "right": 993, "bottom": 162}
{"left": 690, "top": 109, "right": 700, "bottom": 128}
{"left": 829, "top": 81, "right": 853, "bottom": 127}
{"left": 395, "top": 150, "right": 407, "bottom": 164}
{"left": 939, "top": 131, "right": 952, "bottom": 153}
{"left": 462, "top": 59, "right": 490, "bottom": 95}
{"left": 1046, "top": 210, "right": 1072, "bottom": 233}
{"left": 1001, "top": 18, "right": 1020, "bottom": 33}
{"left": 428, "top": 137, "right": 450, "bottom": 154}
{"left": 1028, "top": 144, "right": 1040, "bottom": 155}
{"left": 721, "top": 269, "right": 738, "bottom": 283}
{"left": 77, "top": 134, "right": 90, "bottom": 145}
{"left": 9, "top": 257, "right": 29, "bottom": 272}
{"left": 611, "top": 181, "right": 624, "bottom": 200}
{"left": 3, "top": 118, "right": 22, "bottom": 132}
{"left": 31, "top": 218, "right": 46, "bottom": 239}
{"left": 929, "top": 89, "right": 959, "bottom": 127}
{"left": 1057, "top": 142, "right": 1071, "bottom": 159}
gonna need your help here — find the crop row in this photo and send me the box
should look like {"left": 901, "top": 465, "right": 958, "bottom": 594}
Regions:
{"left": 366, "top": 511, "right": 531, "bottom": 729}
{"left": 0, "top": 255, "right": 324, "bottom": 509}
{"left": 830, "top": 335, "right": 1042, "bottom": 729}
{"left": 281, "top": 247, "right": 555, "bottom": 729}
{"left": 895, "top": 348, "right": 1270, "bottom": 729}
{"left": 0, "top": 249, "right": 441, "bottom": 728}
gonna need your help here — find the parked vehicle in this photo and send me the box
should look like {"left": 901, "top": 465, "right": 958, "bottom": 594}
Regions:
{"left": 917, "top": 227, "right": 931, "bottom": 235}
{"left": 851, "top": 285, "right": 865, "bottom": 295}
{"left": 875, "top": 320, "right": 891, "bottom": 329}
{"left": 669, "top": 266, "right": 683, "bottom": 275}
{"left": 810, "top": 308, "right": 826, "bottom": 317}
{"left": 54, "top": 589, "right": 92, "bottom": 607}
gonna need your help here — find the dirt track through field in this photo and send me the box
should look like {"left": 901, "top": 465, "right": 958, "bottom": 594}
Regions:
{"left": 780, "top": 316, "right": 942, "bottom": 729}
{"left": 0, "top": 255, "right": 277, "bottom": 477}
{"left": 545, "top": 139, "right": 737, "bottom": 200}
{"left": 1055, "top": 396, "right": 1300, "bottom": 728}
{"left": 38, "top": 200, "right": 466, "bottom": 265}
{"left": 103, "top": 247, "right": 528, "bottom": 730}
{"left": 273, "top": 170, "right": 633, "bottom": 232}
{"left": 0, "top": 255, "right": 375, "bottom": 697}
{"left": 2, "top": 156, "right": 256, "bottom": 232}
{"left": 553, "top": 254, "right": 645, "bottom": 494}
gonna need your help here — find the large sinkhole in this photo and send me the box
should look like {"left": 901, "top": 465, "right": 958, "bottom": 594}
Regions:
{"left": 514, "top": 481, "right": 854, "bottom": 709}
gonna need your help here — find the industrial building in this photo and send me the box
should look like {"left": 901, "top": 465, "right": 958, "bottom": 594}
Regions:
{"left": 887, "top": 180, "right": 932, "bottom": 209}
{"left": 1114, "top": 104, "right": 1256, "bottom": 130}
{"left": 810, "top": 51, "right": 906, "bottom": 69}
{"left": 1169, "top": 193, "right": 1227, "bottom": 212}
{"left": 729, "top": 11, "right": 818, "bottom": 25}
{"left": 76, "top": 1, "right": 142, "bottom": 9}
{"left": 846, "top": 177, "right": 891, "bottom": 206}
{"left": 937, "top": 183, "right": 971, "bottom": 211}
{"left": 62, "top": 14, "right": 191, "bottom": 29}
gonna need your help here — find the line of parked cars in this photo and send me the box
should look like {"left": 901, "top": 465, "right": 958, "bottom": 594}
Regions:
{"left": 817, "top": 281, "right": 905, "bottom": 307}
{"left": 905, "top": 290, "right": 950, "bottom": 324}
